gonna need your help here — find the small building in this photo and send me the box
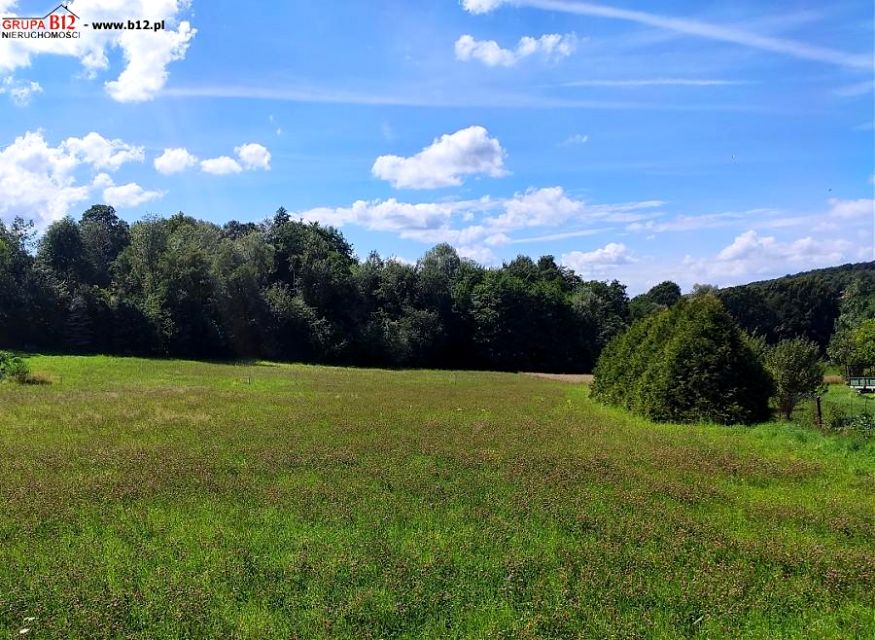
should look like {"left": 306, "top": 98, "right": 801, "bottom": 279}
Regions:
{"left": 848, "top": 377, "right": 875, "bottom": 394}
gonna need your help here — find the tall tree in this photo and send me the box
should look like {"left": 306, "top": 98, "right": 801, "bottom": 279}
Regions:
{"left": 79, "top": 205, "right": 130, "bottom": 287}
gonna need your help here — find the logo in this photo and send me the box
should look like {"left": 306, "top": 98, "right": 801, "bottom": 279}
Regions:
{"left": 2, "top": 3, "right": 80, "bottom": 38}
{"left": 2, "top": 2, "right": 168, "bottom": 39}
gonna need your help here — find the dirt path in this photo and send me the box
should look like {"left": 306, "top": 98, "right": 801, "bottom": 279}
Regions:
{"left": 524, "top": 372, "right": 593, "bottom": 384}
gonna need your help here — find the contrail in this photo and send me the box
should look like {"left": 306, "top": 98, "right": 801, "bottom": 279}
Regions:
{"left": 517, "top": 0, "right": 873, "bottom": 70}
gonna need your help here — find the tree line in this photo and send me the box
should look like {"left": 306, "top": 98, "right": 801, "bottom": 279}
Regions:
{"left": 1, "top": 205, "right": 872, "bottom": 373}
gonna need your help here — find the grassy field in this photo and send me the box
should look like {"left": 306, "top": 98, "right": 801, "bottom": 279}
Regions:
{"left": 1, "top": 356, "right": 874, "bottom": 639}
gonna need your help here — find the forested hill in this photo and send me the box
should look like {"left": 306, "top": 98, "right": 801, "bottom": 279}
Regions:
{"left": 1, "top": 207, "right": 872, "bottom": 372}
{"left": 715, "top": 262, "right": 875, "bottom": 349}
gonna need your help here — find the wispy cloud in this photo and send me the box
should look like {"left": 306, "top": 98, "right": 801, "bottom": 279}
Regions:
{"left": 164, "top": 84, "right": 776, "bottom": 113}
{"left": 511, "top": 228, "right": 607, "bottom": 243}
{"left": 503, "top": 0, "right": 873, "bottom": 70}
{"left": 833, "top": 79, "right": 875, "bottom": 98}
{"left": 560, "top": 78, "right": 750, "bottom": 88}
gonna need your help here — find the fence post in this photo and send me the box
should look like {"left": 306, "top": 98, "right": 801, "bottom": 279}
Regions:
{"left": 815, "top": 395, "right": 822, "bottom": 428}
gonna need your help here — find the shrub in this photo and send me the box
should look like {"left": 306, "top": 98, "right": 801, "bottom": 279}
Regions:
{"left": 0, "top": 351, "right": 31, "bottom": 384}
{"left": 764, "top": 338, "right": 825, "bottom": 420}
{"left": 592, "top": 295, "right": 772, "bottom": 424}
{"left": 825, "top": 406, "right": 875, "bottom": 435}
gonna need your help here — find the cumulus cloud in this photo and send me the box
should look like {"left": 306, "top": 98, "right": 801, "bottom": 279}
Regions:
{"left": 460, "top": 0, "right": 507, "bottom": 14}
{"left": 458, "top": 245, "right": 498, "bottom": 264}
{"left": 0, "top": 130, "right": 158, "bottom": 228}
{"left": 0, "top": 75, "right": 42, "bottom": 105}
{"left": 300, "top": 199, "right": 458, "bottom": 233}
{"left": 682, "top": 230, "right": 852, "bottom": 283}
{"left": 235, "top": 143, "right": 271, "bottom": 171}
{"left": 294, "top": 186, "right": 660, "bottom": 265}
{"left": 721, "top": 230, "right": 849, "bottom": 264}
{"left": 0, "top": 131, "right": 90, "bottom": 228}
{"left": 199, "top": 143, "right": 272, "bottom": 175}
{"left": 487, "top": 186, "right": 585, "bottom": 229}
{"left": 481, "top": 187, "right": 660, "bottom": 232}
{"left": 62, "top": 132, "right": 144, "bottom": 171}
{"left": 105, "top": 21, "right": 196, "bottom": 102}
{"left": 157, "top": 143, "right": 271, "bottom": 175}
{"left": 154, "top": 147, "right": 199, "bottom": 174}
{"left": 454, "top": 33, "right": 577, "bottom": 67}
{"left": 0, "top": 0, "right": 196, "bottom": 102}
{"left": 561, "top": 243, "right": 633, "bottom": 276}
{"left": 200, "top": 156, "right": 243, "bottom": 175}
{"left": 98, "top": 176, "right": 164, "bottom": 208}
{"left": 372, "top": 126, "right": 507, "bottom": 189}
{"left": 717, "top": 230, "right": 772, "bottom": 260}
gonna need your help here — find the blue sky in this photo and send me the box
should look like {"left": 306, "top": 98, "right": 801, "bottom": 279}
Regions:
{"left": 0, "top": 0, "right": 872, "bottom": 293}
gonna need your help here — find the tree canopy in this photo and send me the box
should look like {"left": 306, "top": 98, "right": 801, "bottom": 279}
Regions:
{"left": 1, "top": 207, "right": 872, "bottom": 376}
{"left": 592, "top": 296, "right": 773, "bottom": 424}
{"left": 0, "top": 209, "right": 633, "bottom": 372}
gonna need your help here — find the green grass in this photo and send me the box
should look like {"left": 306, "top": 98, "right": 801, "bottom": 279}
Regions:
{"left": 1, "top": 356, "right": 873, "bottom": 639}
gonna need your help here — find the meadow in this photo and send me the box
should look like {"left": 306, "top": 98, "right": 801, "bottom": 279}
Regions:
{"left": 1, "top": 356, "right": 873, "bottom": 639}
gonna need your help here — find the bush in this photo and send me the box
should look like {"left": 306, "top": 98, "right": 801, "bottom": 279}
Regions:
{"left": 764, "top": 338, "right": 825, "bottom": 419}
{"left": 592, "top": 295, "right": 772, "bottom": 424}
{"left": 825, "top": 406, "right": 875, "bottom": 435}
{"left": 0, "top": 351, "right": 31, "bottom": 384}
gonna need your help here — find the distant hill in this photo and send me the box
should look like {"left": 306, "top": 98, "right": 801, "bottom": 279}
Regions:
{"left": 716, "top": 262, "right": 875, "bottom": 348}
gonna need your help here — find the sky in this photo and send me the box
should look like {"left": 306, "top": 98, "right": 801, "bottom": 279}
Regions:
{"left": 0, "top": 0, "right": 873, "bottom": 294}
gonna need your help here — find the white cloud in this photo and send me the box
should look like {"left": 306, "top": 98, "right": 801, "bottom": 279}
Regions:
{"left": 458, "top": 245, "right": 498, "bottom": 264}
{"left": 294, "top": 186, "right": 661, "bottom": 265}
{"left": 627, "top": 209, "right": 773, "bottom": 233}
{"left": 157, "top": 143, "right": 271, "bottom": 175}
{"left": 0, "top": 1, "right": 196, "bottom": 102}
{"left": 560, "top": 78, "right": 747, "bottom": 88}
{"left": 454, "top": 33, "right": 577, "bottom": 67}
{"left": 494, "top": 0, "right": 870, "bottom": 69}
{"left": 100, "top": 178, "right": 164, "bottom": 208}
{"left": 561, "top": 243, "right": 633, "bottom": 276}
{"left": 460, "top": 0, "right": 508, "bottom": 14}
{"left": 62, "top": 132, "right": 144, "bottom": 171}
{"left": 372, "top": 126, "right": 507, "bottom": 189}
{"left": 481, "top": 187, "right": 660, "bottom": 231}
{"left": 717, "top": 229, "right": 774, "bottom": 260}
{"left": 105, "top": 21, "right": 196, "bottom": 102}
{"left": 300, "top": 199, "right": 458, "bottom": 233}
{"left": 0, "top": 130, "right": 156, "bottom": 228}
{"left": 691, "top": 230, "right": 851, "bottom": 280}
{"left": 487, "top": 186, "right": 584, "bottom": 229}
{"left": 154, "top": 147, "right": 198, "bottom": 174}
{"left": 200, "top": 156, "right": 243, "bottom": 175}
{"left": 562, "top": 133, "right": 589, "bottom": 145}
{"left": 235, "top": 143, "right": 271, "bottom": 171}
{"left": 0, "top": 131, "right": 89, "bottom": 228}
{"left": 828, "top": 197, "right": 873, "bottom": 219}
{"left": 454, "top": 35, "right": 515, "bottom": 67}
{"left": 0, "top": 75, "right": 42, "bottom": 105}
